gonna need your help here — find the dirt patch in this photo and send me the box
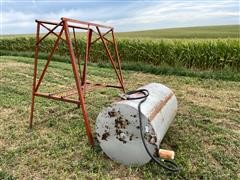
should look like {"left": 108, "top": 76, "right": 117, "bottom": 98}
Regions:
{"left": 0, "top": 108, "right": 16, "bottom": 119}
{"left": 184, "top": 86, "right": 240, "bottom": 112}
{"left": 0, "top": 61, "right": 31, "bottom": 71}
{"left": 212, "top": 118, "right": 240, "bottom": 131}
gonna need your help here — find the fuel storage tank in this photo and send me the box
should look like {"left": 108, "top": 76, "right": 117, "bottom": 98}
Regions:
{"left": 96, "top": 83, "right": 177, "bottom": 166}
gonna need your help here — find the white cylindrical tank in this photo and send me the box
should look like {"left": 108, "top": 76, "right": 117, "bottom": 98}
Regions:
{"left": 96, "top": 83, "right": 177, "bottom": 166}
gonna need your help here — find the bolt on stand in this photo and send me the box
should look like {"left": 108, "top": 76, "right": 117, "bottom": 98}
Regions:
{"left": 29, "top": 17, "right": 125, "bottom": 146}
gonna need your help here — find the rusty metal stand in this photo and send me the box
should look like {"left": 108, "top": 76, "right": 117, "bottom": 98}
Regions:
{"left": 29, "top": 17, "right": 125, "bottom": 146}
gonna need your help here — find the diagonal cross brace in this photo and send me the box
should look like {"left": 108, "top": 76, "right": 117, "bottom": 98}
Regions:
{"left": 96, "top": 27, "right": 125, "bottom": 91}
{"left": 40, "top": 23, "right": 66, "bottom": 42}
{"left": 35, "top": 27, "right": 64, "bottom": 92}
{"left": 29, "top": 18, "right": 125, "bottom": 146}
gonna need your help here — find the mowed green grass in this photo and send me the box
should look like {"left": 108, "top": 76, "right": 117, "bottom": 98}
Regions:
{"left": 0, "top": 56, "right": 239, "bottom": 179}
{"left": 2, "top": 25, "right": 239, "bottom": 39}
{"left": 117, "top": 25, "right": 240, "bottom": 39}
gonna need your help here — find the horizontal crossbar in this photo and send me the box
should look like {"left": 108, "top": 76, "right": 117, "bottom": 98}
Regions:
{"left": 35, "top": 92, "right": 80, "bottom": 104}
{"left": 36, "top": 20, "right": 91, "bottom": 31}
{"left": 34, "top": 83, "right": 122, "bottom": 104}
{"left": 62, "top": 17, "right": 113, "bottom": 29}
{"left": 86, "top": 82, "right": 122, "bottom": 89}
{"left": 36, "top": 17, "right": 113, "bottom": 31}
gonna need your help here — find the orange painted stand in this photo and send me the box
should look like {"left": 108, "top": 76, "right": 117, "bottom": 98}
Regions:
{"left": 29, "top": 17, "right": 125, "bottom": 146}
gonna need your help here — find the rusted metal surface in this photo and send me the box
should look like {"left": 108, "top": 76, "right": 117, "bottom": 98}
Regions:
{"left": 148, "top": 92, "right": 174, "bottom": 121}
{"left": 96, "top": 27, "right": 125, "bottom": 92}
{"left": 36, "top": 22, "right": 63, "bottom": 45}
{"left": 35, "top": 27, "right": 64, "bottom": 92}
{"left": 72, "top": 27, "right": 81, "bottom": 79}
{"left": 29, "top": 22, "right": 40, "bottom": 129}
{"left": 82, "top": 27, "right": 92, "bottom": 87}
{"left": 62, "top": 17, "right": 113, "bottom": 29}
{"left": 36, "top": 19, "right": 90, "bottom": 30}
{"left": 91, "top": 29, "right": 112, "bottom": 44}
{"left": 111, "top": 30, "right": 124, "bottom": 84}
{"left": 35, "top": 92, "right": 80, "bottom": 104}
{"left": 40, "top": 23, "right": 66, "bottom": 42}
{"left": 29, "top": 17, "right": 125, "bottom": 146}
{"left": 96, "top": 83, "right": 177, "bottom": 165}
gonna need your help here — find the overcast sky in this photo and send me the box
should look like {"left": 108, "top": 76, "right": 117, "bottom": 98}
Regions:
{"left": 1, "top": 0, "right": 239, "bottom": 34}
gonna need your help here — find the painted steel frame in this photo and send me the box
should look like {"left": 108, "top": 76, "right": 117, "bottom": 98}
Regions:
{"left": 29, "top": 17, "right": 125, "bottom": 146}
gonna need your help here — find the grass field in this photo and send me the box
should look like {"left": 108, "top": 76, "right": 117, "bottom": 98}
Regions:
{"left": 2, "top": 25, "right": 239, "bottom": 39}
{"left": 117, "top": 25, "right": 240, "bottom": 39}
{"left": 0, "top": 56, "right": 239, "bottom": 179}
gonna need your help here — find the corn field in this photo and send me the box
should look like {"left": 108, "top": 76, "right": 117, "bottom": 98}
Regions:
{"left": 0, "top": 37, "right": 239, "bottom": 71}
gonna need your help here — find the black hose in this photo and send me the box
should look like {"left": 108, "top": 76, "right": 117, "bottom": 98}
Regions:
{"left": 123, "top": 89, "right": 180, "bottom": 172}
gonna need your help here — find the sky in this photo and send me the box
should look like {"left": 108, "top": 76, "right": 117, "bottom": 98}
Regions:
{"left": 1, "top": 0, "right": 239, "bottom": 34}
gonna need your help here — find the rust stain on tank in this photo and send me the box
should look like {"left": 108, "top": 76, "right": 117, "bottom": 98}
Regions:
{"left": 149, "top": 93, "right": 173, "bottom": 121}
